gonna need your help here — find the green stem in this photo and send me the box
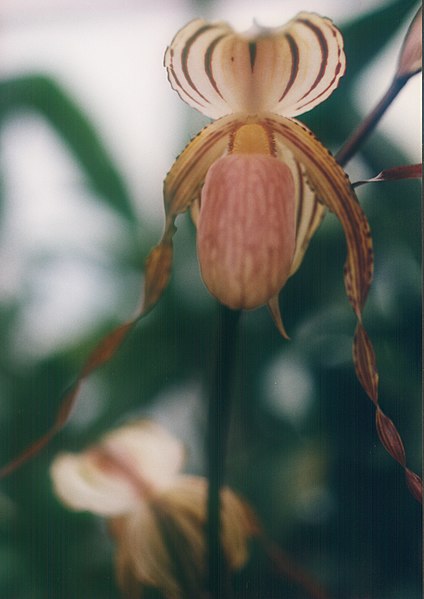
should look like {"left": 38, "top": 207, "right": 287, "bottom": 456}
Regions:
{"left": 206, "top": 304, "right": 241, "bottom": 598}
{"left": 335, "top": 77, "right": 407, "bottom": 167}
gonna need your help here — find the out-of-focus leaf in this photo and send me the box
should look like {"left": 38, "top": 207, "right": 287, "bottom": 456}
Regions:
{"left": 0, "top": 75, "right": 137, "bottom": 225}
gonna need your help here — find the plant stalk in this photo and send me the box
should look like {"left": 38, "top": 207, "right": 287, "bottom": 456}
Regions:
{"left": 335, "top": 76, "right": 407, "bottom": 167}
{"left": 206, "top": 304, "right": 241, "bottom": 598}
{"left": 258, "top": 533, "right": 332, "bottom": 599}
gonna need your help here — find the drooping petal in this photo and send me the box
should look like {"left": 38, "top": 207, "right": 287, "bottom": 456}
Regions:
{"left": 50, "top": 421, "right": 185, "bottom": 516}
{"left": 0, "top": 242, "right": 174, "bottom": 480}
{"left": 270, "top": 114, "right": 375, "bottom": 393}
{"left": 197, "top": 153, "right": 296, "bottom": 310}
{"left": 263, "top": 114, "right": 372, "bottom": 315}
{"left": 115, "top": 476, "right": 254, "bottom": 598}
{"left": 263, "top": 113, "right": 422, "bottom": 499}
{"left": 6, "top": 112, "right": 232, "bottom": 481}
{"left": 164, "top": 13, "right": 345, "bottom": 119}
{"left": 0, "top": 118, "right": 239, "bottom": 481}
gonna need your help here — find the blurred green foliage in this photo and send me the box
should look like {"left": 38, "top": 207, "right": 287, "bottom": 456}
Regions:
{"left": 0, "top": 75, "right": 137, "bottom": 228}
{"left": 0, "top": 1, "right": 421, "bottom": 598}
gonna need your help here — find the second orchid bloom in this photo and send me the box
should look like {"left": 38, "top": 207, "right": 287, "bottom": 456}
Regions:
{"left": 51, "top": 420, "right": 254, "bottom": 598}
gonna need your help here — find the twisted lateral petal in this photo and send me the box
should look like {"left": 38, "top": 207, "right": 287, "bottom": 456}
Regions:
{"left": 263, "top": 114, "right": 373, "bottom": 315}
{"left": 197, "top": 153, "right": 296, "bottom": 310}
{"left": 264, "top": 114, "right": 422, "bottom": 498}
{"left": 164, "top": 13, "right": 345, "bottom": 119}
{"left": 0, "top": 119, "right": 239, "bottom": 481}
{"left": 266, "top": 146, "right": 325, "bottom": 338}
{"left": 50, "top": 421, "right": 185, "bottom": 516}
{"left": 115, "top": 476, "right": 254, "bottom": 598}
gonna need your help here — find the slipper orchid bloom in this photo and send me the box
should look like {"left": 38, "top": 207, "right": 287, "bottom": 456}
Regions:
{"left": 51, "top": 421, "right": 254, "bottom": 598}
{"left": 151, "top": 13, "right": 372, "bottom": 341}
{"left": 151, "top": 15, "right": 419, "bottom": 500}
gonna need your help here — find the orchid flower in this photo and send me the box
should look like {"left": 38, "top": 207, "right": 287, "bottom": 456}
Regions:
{"left": 157, "top": 13, "right": 366, "bottom": 336}
{"left": 51, "top": 420, "right": 254, "bottom": 598}
{"left": 151, "top": 13, "right": 420, "bottom": 500}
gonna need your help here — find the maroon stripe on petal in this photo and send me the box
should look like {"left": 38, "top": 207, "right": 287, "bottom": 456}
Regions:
{"left": 181, "top": 24, "right": 215, "bottom": 104}
{"left": 278, "top": 33, "right": 299, "bottom": 102}
{"left": 248, "top": 41, "right": 257, "bottom": 71}
{"left": 204, "top": 34, "right": 227, "bottom": 100}
{"left": 265, "top": 118, "right": 371, "bottom": 305}
{"left": 169, "top": 61, "right": 206, "bottom": 109}
{"left": 168, "top": 122, "right": 236, "bottom": 206}
{"left": 296, "top": 60, "right": 342, "bottom": 113}
{"left": 295, "top": 162, "right": 304, "bottom": 234}
{"left": 305, "top": 192, "right": 319, "bottom": 237}
{"left": 295, "top": 24, "right": 343, "bottom": 113}
{"left": 298, "top": 18, "right": 328, "bottom": 100}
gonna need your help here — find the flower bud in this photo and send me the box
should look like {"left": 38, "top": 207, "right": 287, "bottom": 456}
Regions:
{"left": 396, "top": 7, "right": 422, "bottom": 80}
{"left": 197, "top": 153, "right": 296, "bottom": 309}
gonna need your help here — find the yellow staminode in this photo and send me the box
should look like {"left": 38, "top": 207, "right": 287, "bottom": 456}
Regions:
{"left": 232, "top": 123, "right": 272, "bottom": 155}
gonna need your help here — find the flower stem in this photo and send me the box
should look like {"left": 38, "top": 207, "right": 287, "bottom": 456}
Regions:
{"left": 335, "top": 76, "right": 407, "bottom": 167}
{"left": 206, "top": 304, "right": 241, "bottom": 598}
{"left": 258, "top": 533, "right": 332, "bottom": 599}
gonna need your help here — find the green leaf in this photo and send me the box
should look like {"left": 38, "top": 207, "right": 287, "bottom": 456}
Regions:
{"left": 0, "top": 75, "right": 137, "bottom": 225}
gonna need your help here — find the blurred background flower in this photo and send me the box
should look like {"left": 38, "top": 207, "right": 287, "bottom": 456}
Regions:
{"left": 50, "top": 420, "right": 254, "bottom": 598}
{"left": 0, "top": 1, "right": 421, "bottom": 598}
